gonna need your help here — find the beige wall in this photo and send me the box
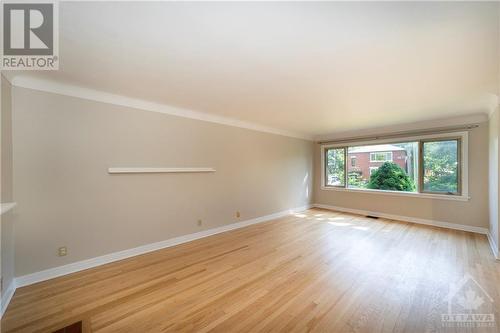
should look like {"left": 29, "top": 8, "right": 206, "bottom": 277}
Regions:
{"left": 313, "top": 121, "right": 490, "bottom": 229}
{"left": 489, "top": 108, "right": 500, "bottom": 251}
{"left": 1, "top": 77, "right": 13, "bottom": 203}
{"left": 1, "top": 75, "right": 15, "bottom": 295}
{"left": 6, "top": 84, "right": 498, "bottom": 277}
{"left": 12, "top": 87, "right": 314, "bottom": 276}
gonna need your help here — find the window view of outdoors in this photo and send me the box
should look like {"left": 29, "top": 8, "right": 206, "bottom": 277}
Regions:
{"left": 326, "top": 148, "right": 345, "bottom": 186}
{"left": 423, "top": 140, "right": 459, "bottom": 193}
{"left": 347, "top": 143, "right": 418, "bottom": 192}
{"left": 325, "top": 139, "right": 461, "bottom": 195}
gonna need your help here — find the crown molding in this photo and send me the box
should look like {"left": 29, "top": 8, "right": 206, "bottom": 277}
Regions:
{"left": 10, "top": 76, "right": 313, "bottom": 141}
{"left": 1, "top": 73, "right": 12, "bottom": 84}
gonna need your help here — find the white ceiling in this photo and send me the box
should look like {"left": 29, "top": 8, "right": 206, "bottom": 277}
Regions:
{"left": 7, "top": 1, "right": 500, "bottom": 138}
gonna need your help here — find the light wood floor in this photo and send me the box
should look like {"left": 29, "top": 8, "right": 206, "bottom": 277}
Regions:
{"left": 2, "top": 208, "right": 500, "bottom": 333}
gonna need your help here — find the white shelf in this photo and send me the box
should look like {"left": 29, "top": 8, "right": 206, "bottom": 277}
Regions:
{"left": 108, "top": 167, "right": 216, "bottom": 174}
{"left": 1, "top": 202, "right": 17, "bottom": 215}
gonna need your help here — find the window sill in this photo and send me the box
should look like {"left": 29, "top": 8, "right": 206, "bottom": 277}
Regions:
{"left": 320, "top": 186, "right": 470, "bottom": 201}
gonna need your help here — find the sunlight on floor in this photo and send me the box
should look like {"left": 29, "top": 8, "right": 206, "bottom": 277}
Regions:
{"left": 328, "top": 221, "right": 352, "bottom": 227}
{"left": 328, "top": 217, "right": 347, "bottom": 221}
{"left": 293, "top": 210, "right": 377, "bottom": 231}
{"left": 353, "top": 226, "right": 369, "bottom": 231}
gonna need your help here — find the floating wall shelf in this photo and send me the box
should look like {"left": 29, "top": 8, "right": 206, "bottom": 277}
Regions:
{"left": 108, "top": 167, "right": 216, "bottom": 174}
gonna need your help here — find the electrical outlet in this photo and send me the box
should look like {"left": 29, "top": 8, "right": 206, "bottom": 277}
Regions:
{"left": 197, "top": 219, "right": 202, "bottom": 226}
{"left": 58, "top": 246, "right": 67, "bottom": 257}
{"left": 236, "top": 211, "right": 241, "bottom": 218}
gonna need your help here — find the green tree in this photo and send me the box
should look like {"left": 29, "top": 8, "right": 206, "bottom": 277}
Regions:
{"left": 348, "top": 171, "right": 367, "bottom": 189}
{"left": 423, "top": 141, "right": 458, "bottom": 193}
{"left": 326, "top": 149, "right": 345, "bottom": 185}
{"left": 367, "top": 162, "right": 415, "bottom": 191}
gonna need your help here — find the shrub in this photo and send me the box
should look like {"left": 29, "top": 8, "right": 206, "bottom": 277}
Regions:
{"left": 367, "top": 162, "right": 415, "bottom": 191}
{"left": 348, "top": 171, "right": 368, "bottom": 188}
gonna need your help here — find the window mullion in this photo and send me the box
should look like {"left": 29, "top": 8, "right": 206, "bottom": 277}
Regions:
{"left": 344, "top": 147, "right": 348, "bottom": 188}
{"left": 417, "top": 141, "right": 423, "bottom": 193}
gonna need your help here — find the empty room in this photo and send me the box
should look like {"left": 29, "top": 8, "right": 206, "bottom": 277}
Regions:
{"left": 1, "top": 1, "right": 500, "bottom": 332}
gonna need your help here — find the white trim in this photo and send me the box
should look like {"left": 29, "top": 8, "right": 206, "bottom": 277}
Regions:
{"left": 15, "top": 204, "right": 312, "bottom": 288}
{"left": 461, "top": 132, "right": 469, "bottom": 197}
{"left": 319, "top": 186, "right": 470, "bottom": 202}
{"left": 10, "top": 76, "right": 312, "bottom": 141}
{"left": 0, "top": 202, "right": 16, "bottom": 215}
{"left": 320, "top": 131, "right": 469, "bottom": 201}
{"left": 487, "top": 232, "right": 500, "bottom": 260}
{"left": 108, "top": 167, "right": 216, "bottom": 174}
{"left": 1, "top": 279, "right": 16, "bottom": 319}
{"left": 313, "top": 203, "right": 489, "bottom": 235}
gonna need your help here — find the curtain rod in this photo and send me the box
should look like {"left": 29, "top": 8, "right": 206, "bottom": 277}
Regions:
{"left": 317, "top": 124, "right": 479, "bottom": 145}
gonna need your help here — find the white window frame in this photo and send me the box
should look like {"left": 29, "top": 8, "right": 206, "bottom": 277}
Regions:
{"left": 320, "top": 131, "right": 469, "bottom": 201}
{"left": 370, "top": 151, "right": 393, "bottom": 162}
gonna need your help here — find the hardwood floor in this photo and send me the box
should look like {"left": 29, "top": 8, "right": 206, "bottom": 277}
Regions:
{"left": 2, "top": 208, "right": 499, "bottom": 333}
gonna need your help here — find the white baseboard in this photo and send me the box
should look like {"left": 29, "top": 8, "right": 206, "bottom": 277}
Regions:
{"left": 6, "top": 202, "right": 492, "bottom": 317}
{"left": 487, "top": 232, "right": 500, "bottom": 260}
{"left": 15, "top": 204, "right": 312, "bottom": 289}
{"left": 1, "top": 279, "right": 16, "bottom": 318}
{"left": 313, "top": 203, "right": 489, "bottom": 235}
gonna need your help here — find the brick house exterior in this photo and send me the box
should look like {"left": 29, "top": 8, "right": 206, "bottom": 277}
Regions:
{"left": 348, "top": 144, "right": 407, "bottom": 181}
